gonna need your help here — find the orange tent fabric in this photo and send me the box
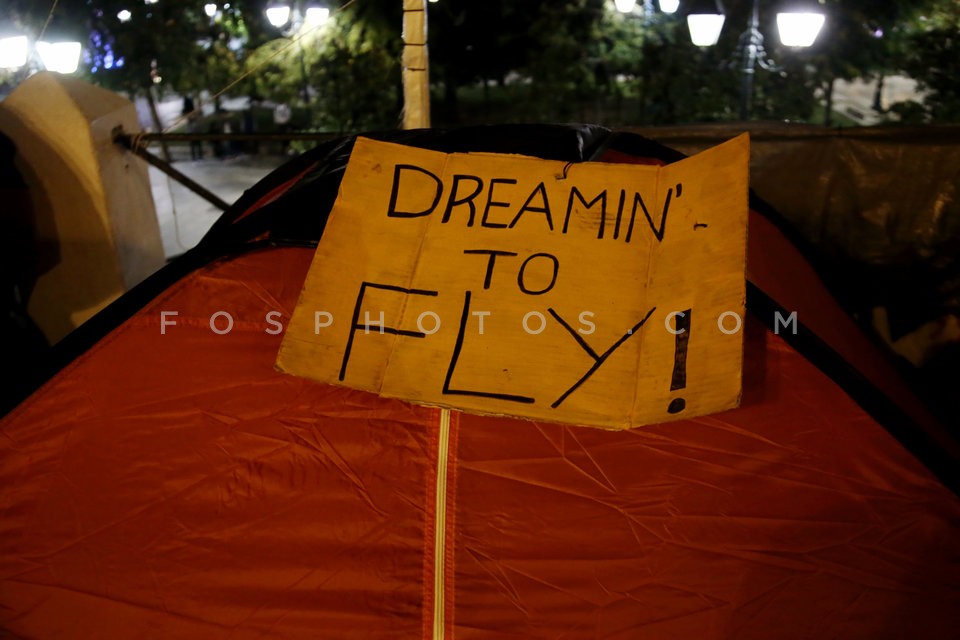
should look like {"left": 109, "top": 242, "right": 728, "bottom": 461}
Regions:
{"left": 2, "top": 128, "right": 959, "bottom": 638}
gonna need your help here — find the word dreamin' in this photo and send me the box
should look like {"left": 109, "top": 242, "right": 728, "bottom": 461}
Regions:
{"left": 158, "top": 309, "right": 799, "bottom": 336}
{"left": 387, "top": 164, "right": 684, "bottom": 243}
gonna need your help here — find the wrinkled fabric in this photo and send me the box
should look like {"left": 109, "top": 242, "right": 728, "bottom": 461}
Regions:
{"left": 624, "top": 123, "right": 960, "bottom": 426}
{"left": 2, "top": 245, "right": 959, "bottom": 639}
{"left": 454, "top": 321, "right": 960, "bottom": 639}
{"left": 1, "top": 249, "right": 439, "bottom": 639}
{"left": 3, "top": 124, "right": 960, "bottom": 638}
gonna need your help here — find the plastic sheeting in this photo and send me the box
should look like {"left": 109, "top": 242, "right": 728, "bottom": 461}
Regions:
{"left": 0, "top": 72, "right": 165, "bottom": 345}
{"left": 629, "top": 124, "right": 960, "bottom": 331}
{"left": 630, "top": 123, "right": 960, "bottom": 425}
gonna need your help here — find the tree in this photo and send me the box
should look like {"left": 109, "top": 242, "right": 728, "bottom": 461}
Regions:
{"left": 10, "top": 0, "right": 954, "bottom": 133}
{"left": 896, "top": 2, "right": 960, "bottom": 122}
{"left": 427, "top": 0, "right": 546, "bottom": 123}
{"left": 591, "top": 8, "right": 737, "bottom": 124}
{"left": 0, "top": 0, "right": 89, "bottom": 94}
{"left": 804, "top": 0, "right": 917, "bottom": 125}
{"left": 306, "top": 12, "right": 402, "bottom": 132}
{"left": 244, "top": 1, "right": 402, "bottom": 132}
{"left": 171, "top": 3, "right": 267, "bottom": 108}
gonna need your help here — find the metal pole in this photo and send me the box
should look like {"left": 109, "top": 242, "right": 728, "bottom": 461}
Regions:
{"left": 113, "top": 129, "right": 231, "bottom": 212}
{"left": 740, "top": 0, "right": 761, "bottom": 120}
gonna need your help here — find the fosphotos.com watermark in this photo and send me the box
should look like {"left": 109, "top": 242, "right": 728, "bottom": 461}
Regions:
{"left": 158, "top": 309, "right": 800, "bottom": 336}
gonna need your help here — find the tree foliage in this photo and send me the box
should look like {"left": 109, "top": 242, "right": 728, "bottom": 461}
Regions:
{"left": 305, "top": 12, "right": 401, "bottom": 131}
{"left": 84, "top": 0, "right": 270, "bottom": 99}
{"left": 243, "top": 2, "right": 401, "bottom": 132}
{"left": 0, "top": 0, "right": 267, "bottom": 99}
{"left": 4, "top": 0, "right": 959, "bottom": 128}
{"left": 896, "top": 2, "right": 960, "bottom": 122}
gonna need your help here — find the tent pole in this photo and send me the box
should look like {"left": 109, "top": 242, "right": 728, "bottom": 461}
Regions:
{"left": 114, "top": 128, "right": 230, "bottom": 212}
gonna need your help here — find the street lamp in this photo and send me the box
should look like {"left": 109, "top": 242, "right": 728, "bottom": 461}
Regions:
{"left": 615, "top": 0, "right": 679, "bottom": 13}
{"left": 686, "top": 0, "right": 825, "bottom": 119}
{"left": 777, "top": 10, "right": 825, "bottom": 47}
{"left": 35, "top": 41, "right": 83, "bottom": 74}
{"left": 304, "top": 6, "right": 330, "bottom": 27}
{"left": 1, "top": 33, "right": 82, "bottom": 75}
{"left": 267, "top": 2, "right": 331, "bottom": 30}
{"left": 265, "top": 3, "right": 292, "bottom": 28}
{"left": 0, "top": 36, "right": 29, "bottom": 70}
{"left": 265, "top": 2, "right": 329, "bottom": 105}
{"left": 686, "top": 0, "right": 725, "bottom": 46}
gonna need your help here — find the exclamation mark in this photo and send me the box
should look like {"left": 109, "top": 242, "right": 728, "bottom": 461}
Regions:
{"left": 667, "top": 309, "right": 691, "bottom": 414}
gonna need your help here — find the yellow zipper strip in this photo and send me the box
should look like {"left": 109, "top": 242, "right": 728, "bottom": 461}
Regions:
{"left": 433, "top": 407, "right": 452, "bottom": 640}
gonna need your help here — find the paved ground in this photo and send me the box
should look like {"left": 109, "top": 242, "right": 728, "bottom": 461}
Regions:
{"left": 831, "top": 75, "right": 923, "bottom": 126}
{"left": 136, "top": 94, "right": 287, "bottom": 259}
{"left": 149, "top": 149, "right": 286, "bottom": 259}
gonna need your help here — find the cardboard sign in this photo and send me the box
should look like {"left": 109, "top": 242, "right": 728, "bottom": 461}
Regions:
{"left": 277, "top": 135, "right": 749, "bottom": 429}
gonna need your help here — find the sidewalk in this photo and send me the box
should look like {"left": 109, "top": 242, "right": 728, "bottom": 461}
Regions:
{"left": 831, "top": 75, "right": 924, "bottom": 125}
{"left": 135, "top": 93, "right": 289, "bottom": 258}
{"left": 149, "top": 147, "right": 285, "bottom": 259}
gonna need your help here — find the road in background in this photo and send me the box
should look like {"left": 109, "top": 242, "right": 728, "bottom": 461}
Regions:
{"left": 832, "top": 75, "right": 923, "bottom": 125}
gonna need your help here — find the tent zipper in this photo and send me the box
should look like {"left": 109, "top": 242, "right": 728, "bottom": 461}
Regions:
{"left": 432, "top": 407, "right": 452, "bottom": 640}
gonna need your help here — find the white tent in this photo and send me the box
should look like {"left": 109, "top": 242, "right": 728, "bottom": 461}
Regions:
{"left": 0, "top": 72, "right": 163, "bottom": 343}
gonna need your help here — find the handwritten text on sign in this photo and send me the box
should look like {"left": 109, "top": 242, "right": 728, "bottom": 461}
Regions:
{"left": 277, "top": 135, "right": 749, "bottom": 429}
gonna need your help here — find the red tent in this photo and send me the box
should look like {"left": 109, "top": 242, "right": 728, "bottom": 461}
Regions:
{"left": 2, "top": 126, "right": 958, "bottom": 639}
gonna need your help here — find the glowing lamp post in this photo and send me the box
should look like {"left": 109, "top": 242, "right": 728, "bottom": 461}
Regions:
{"left": 777, "top": 10, "right": 825, "bottom": 47}
{"left": 35, "top": 41, "right": 83, "bottom": 74}
{"left": 0, "top": 36, "right": 29, "bottom": 70}
{"left": 686, "top": 11, "right": 725, "bottom": 46}
{"left": 1, "top": 33, "right": 82, "bottom": 76}
{"left": 266, "top": 1, "right": 329, "bottom": 29}
{"left": 686, "top": 0, "right": 825, "bottom": 119}
{"left": 266, "top": 4, "right": 292, "bottom": 28}
{"left": 304, "top": 6, "right": 330, "bottom": 27}
{"left": 265, "top": 2, "right": 329, "bottom": 105}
